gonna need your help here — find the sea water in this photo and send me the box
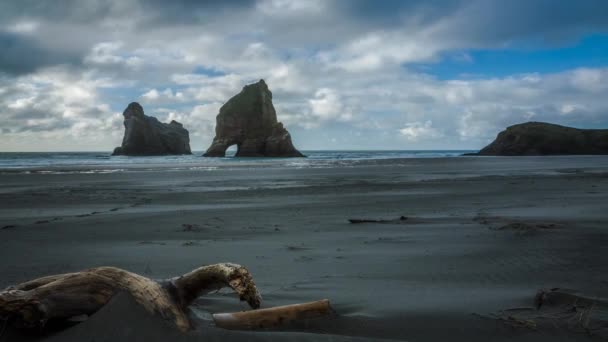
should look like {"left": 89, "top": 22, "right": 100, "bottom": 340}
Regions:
{"left": 0, "top": 150, "right": 474, "bottom": 173}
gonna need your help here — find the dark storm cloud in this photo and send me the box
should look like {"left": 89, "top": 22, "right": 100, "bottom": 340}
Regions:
{"left": 442, "top": 0, "right": 608, "bottom": 46}
{"left": 334, "top": 0, "right": 466, "bottom": 27}
{"left": 0, "top": 0, "right": 255, "bottom": 24}
{"left": 0, "top": 1, "right": 115, "bottom": 23}
{"left": 330, "top": 0, "right": 608, "bottom": 47}
{"left": 0, "top": 0, "right": 257, "bottom": 75}
{"left": 0, "top": 32, "right": 82, "bottom": 76}
{"left": 2, "top": 0, "right": 606, "bottom": 34}
{"left": 135, "top": 0, "right": 256, "bottom": 26}
{"left": 4, "top": 106, "right": 50, "bottom": 120}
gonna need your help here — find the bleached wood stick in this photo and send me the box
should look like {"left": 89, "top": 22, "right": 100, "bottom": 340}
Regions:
{"left": 213, "top": 299, "right": 334, "bottom": 330}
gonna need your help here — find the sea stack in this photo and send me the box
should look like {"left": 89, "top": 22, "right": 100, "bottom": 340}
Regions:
{"left": 203, "top": 79, "right": 304, "bottom": 157}
{"left": 473, "top": 122, "right": 608, "bottom": 156}
{"left": 112, "top": 102, "right": 192, "bottom": 156}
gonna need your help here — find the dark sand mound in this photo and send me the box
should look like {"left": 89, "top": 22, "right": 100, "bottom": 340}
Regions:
{"left": 472, "top": 122, "right": 608, "bottom": 156}
{"left": 477, "top": 289, "right": 608, "bottom": 340}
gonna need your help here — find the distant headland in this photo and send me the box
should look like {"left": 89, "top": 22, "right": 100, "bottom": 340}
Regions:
{"left": 468, "top": 122, "right": 608, "bottom": 156}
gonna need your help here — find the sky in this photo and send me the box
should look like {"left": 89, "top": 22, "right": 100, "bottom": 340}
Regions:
{"left": 1, "top": 0, "right": 608, "bottom": 152}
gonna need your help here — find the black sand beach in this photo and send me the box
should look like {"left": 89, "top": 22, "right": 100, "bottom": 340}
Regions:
{"left": 1, "top": 156, "right": 608, "bottom": 341}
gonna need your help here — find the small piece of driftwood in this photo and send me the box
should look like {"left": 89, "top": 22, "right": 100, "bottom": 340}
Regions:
{"left": 0, "top": 263, "right": 261, "bottom": 332}
{"left": 348, "top": 216, "right": 408, "bottom": 224}
{"left": 213, "top": 299, "right": 334, "bottom": 330}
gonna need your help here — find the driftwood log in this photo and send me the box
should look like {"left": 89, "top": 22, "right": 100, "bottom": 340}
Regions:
{"left": 0, "top": 263, "right": 261, "bottom": 332}
{"left": 348, "top": 216, "right": 408, "bottom": 224}
{"left": 213, "top": 299, "right": 333, "bottom": 330}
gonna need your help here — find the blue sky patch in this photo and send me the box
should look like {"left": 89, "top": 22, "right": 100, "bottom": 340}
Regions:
{"left": 410, "top": 34, "right": 608, "bottom": 80}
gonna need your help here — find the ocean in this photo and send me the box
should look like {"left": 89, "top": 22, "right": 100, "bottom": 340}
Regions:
{"left": 0, "top": 150, "right": 475, "bottom": 173}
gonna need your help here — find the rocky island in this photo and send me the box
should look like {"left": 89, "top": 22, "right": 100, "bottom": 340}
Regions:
{"left": 203, "top": 80, "right": 304, "bottom": 157}
{"left": 112, "top": 102, "right": 192, "bottom": 156}
{"left": 472, "top": 121, "right": 608, "bottom": 155}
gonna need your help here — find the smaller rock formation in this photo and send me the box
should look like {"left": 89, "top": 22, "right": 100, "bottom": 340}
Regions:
{"left": 112, "top": 102, "right": 191, "bottom": 156}
{"left": 203, "top": 79, "right": 304, "bottom": 157}
{"left": 472, "top": 122, "right": 608, "bottom": 156}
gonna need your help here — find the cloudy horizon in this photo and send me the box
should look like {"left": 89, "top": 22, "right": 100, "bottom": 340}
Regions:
{"left": 1, "top": 0, "right": 607, "bottom": 152}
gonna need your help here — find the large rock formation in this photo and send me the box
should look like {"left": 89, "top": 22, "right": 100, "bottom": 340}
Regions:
{"left": 203, "top": 80, "right": 304, "bottom": 157}
{"left": 112, "top": 102, "right": 191, "bottom": 156}
{"left": 473, "top": 122, "right": 608, "bottom": 156}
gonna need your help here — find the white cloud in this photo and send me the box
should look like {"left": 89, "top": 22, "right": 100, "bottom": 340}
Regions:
{"left": 309, "top": 88, "right": 351, "bottom": 121}
{"left": 149, "top": 103, "right": 221, "bottom": 149}
{"left": 0, "top": 66, "right": 121, "bottom": 150}
{"left": 7, "top": 96, "right": 36, "bottom": 109}
{"left": 399, "top": 121, "right": 443, "bottom": 141}
{"left": 257, "top": 0, "right": 324, "bottom": 15}
{"left": 319, "top": 29, "right": 444, "bottom": 72}
{"left": 559, "top": 103, "right": 585, "bottom": 115}
{"left": 141, "top": 89, "right": 160, "bottom": 100}
{"left": 570, "top": 68, "right": 607, "bottom": 93}
{"left": 141, "top": 88, "right": 184, "bottom": 103}
{"left": 6, "top": 20, "right": 40, "bottom": 34}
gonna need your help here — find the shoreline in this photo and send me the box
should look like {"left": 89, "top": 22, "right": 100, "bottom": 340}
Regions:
{"left": 2, "top": 154, "right": 608, "bottom": 173}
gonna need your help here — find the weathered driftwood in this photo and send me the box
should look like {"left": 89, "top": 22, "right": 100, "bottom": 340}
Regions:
{"left": 348, "top": 216, "right": 408, "bottom": 224}
{"left": 0, "top": 263, "right": 261, "bottom": 332}
{"left": 213, "top": 299, "right": 333, "bottom": 330}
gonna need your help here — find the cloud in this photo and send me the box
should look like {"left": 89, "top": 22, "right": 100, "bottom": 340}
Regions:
{"left": 141, "top": 88, "right": 185, "bottom": 103}
{"left": 6, "top": 20, "right": 39, "bottom": 34}
{"left": 308, "top": 88, "right": 352, "bottom": 122}
{"left": 0, "top": 67, "right": 122, "bottom": 149}
{"left": 0, "top": 0, "right": 608, "bottom": 151}
{"left": 399, "top": 121, "right": 443, "bottom": 141}
{"left": 0, "top": 32, "right": 83, "bottom": 76}
{"left": 256, "top": 0, "right": 324, "bottom": 15}
{"left": 2, "top": 0, "right": 606, "bottom": 76}
{"left": 149, "top": 103, "right": 221, "bottom": 149}
{"left": 318, "top": 29, "right": 444, "bottom": 72}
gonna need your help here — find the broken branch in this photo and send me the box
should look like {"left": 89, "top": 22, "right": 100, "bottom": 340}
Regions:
{"left": 213, "top": 299, "right": 334, "bottom": 330}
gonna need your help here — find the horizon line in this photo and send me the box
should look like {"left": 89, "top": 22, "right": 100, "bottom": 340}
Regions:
{"left": 0, "top": 149, "right": 479, "bottom": 153}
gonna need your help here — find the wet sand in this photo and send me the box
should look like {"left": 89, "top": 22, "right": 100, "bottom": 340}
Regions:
{"left": 1, "top": 156, "right": 608, "bottom": 341}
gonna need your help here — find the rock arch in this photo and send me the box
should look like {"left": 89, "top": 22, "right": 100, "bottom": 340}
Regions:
{"left": 203, "top": 80, "right": 304, "bottom": 157}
